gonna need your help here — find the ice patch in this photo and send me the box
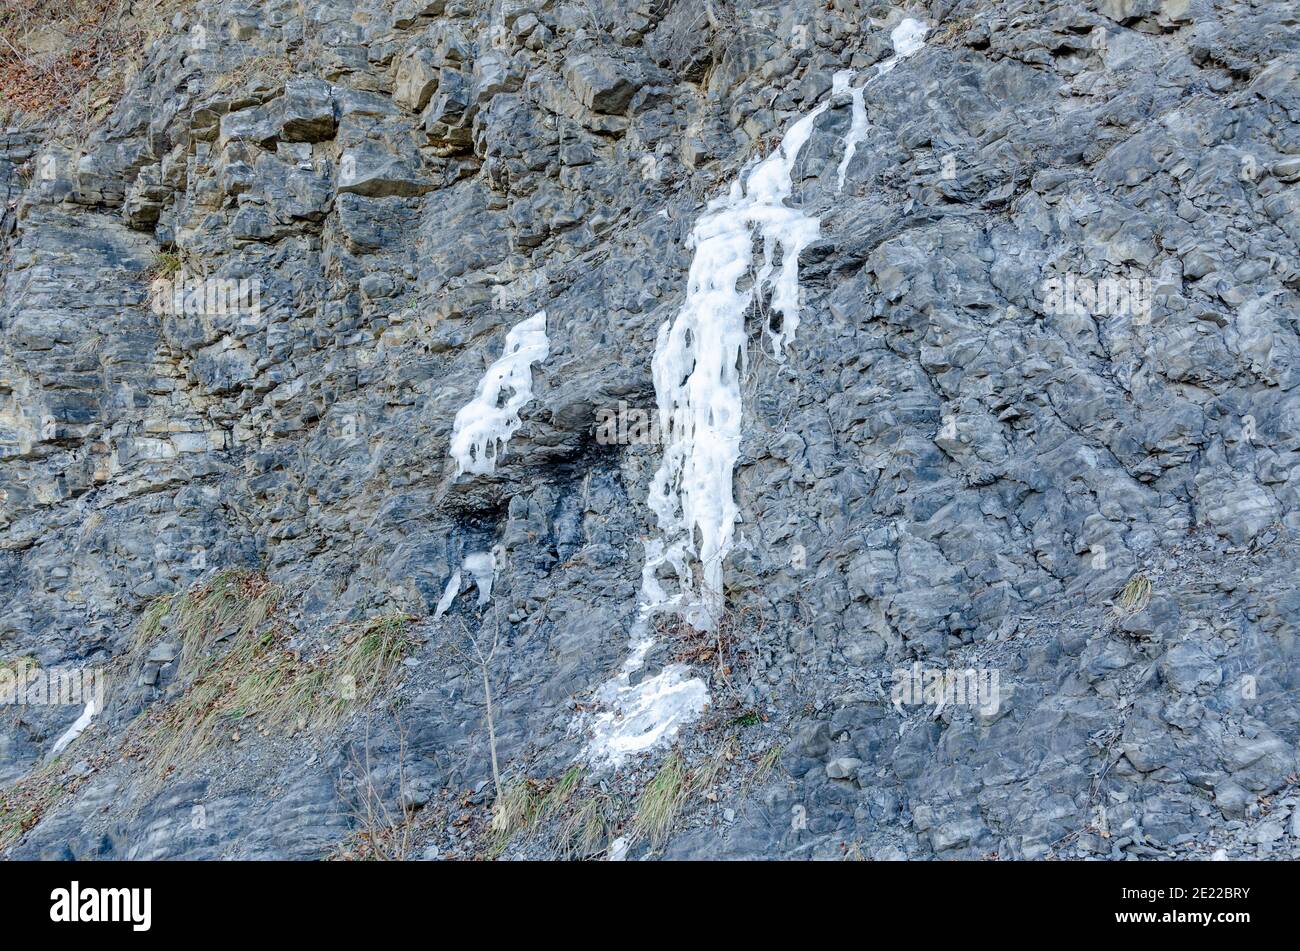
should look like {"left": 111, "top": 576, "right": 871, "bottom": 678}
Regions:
{"left": 434, "top": 569, "right": 462, "bottom": 618}
{"left": 48, "top": 699, "right": 96, "bottom": 760}
{"left": 834, "top": 71, "right": 867, "bottom": 191}
{"left": 462, "top": 550, "right": 496, "bottom": 606}
{"left": 581, "top": 20, "right": 930, "bottom": 770}
{"left": 891, "top": 17, "right": 930, "bottom": 58}
{"left": 434, "top": 549, "right": 498, "bottom": 617}
{"left": 583, "top": 626, "right": 712, "bottom": 769}
{"left": 876, "top": 17, "right": 930, "bottom": 75}
{"left": 586, "top": 656, "right": 711, "bottom": 767}
{"left": 449, "top": 310, "right": 549, "bottom": 475}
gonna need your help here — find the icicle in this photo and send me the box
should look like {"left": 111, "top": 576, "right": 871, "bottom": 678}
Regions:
{"left": 462, "top": 551, "right": 496, "bottom": 606}
{"left": 638, "top": 96, "right": 835, "bottom": 636}
{"left": 581, "top": 21, "right": 931, "bottom": 769}
{"left": 581, "top": 75, "right": 832, "bottom": 769}
{"left": 449, "top": 310, "right": 549, "bottom": 475}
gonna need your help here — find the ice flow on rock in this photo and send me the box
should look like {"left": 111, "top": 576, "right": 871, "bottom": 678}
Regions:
{"left": 581, "top": 21, "right": 930, "bottom": 769}
{"left": 641, "top": 98, "right": 829, "bottom": 631}
{"left": 48, "top": 699, "right": 97, "bottom": 761}
{"left": 449, "top": 311, "right": 549, "bottom": 476}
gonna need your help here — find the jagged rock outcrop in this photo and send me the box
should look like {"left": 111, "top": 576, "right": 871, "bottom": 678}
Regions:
{"left": 2, "top": 0, "right": 1299, "bottom": 860}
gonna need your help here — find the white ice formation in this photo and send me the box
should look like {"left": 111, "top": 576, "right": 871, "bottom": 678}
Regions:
{"left": 48, "top": 698, "right": 97, "bottom": 760}
{"left": 449, "top": 311, "right": 549, "bottom": 475}
{"left": 581, "top": 21, "right": 930, "bottom": 768}
{"left": 434, "top": 549, "right": 499, "bottom": 618}
{"left": 835, "top": 71, "right": 868, "bottom": 190}
{"left": 462, "top": 550, "right": 496, "bottom": 606}
{"left": 434, "top": 569, "right": 462, "bottom": 618}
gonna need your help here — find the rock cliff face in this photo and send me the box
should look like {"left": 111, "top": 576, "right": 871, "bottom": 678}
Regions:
{"left": 2, "top": 0, "right": 1299, "bottom": 860}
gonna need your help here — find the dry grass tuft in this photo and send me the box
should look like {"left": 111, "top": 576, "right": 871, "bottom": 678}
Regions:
{"left": 485, "top": 765, "right": 592, "bottom": 857}
{"left": 0, "top": 654, "right": 39, "bottom": 676}
{"left": 132, "top": 567, "right": 281, "bottom": 674}
{"left": 543, "top": 765, "right": 584, "bottom": 813}
{"left": 0, "top": 760, "right": 80, "bottom": 852}
{"left": 0, "top": 0, "right": 190, "bottom": 128}
{"left": 148, "top": 251, "right": 184, "bottom": 280}
{"left": 555, "top": 791, "right": 611, "bottom": 860}
{"left": 630, "top": 752, "right": 689, "bottom": 848}
{"left": 5, "top": 572, "right": 417, "bottom": 851}
{"left": 210, "top": 52, "right": 294, "bottom": 95}
{"left": 489, "top": 776, "right": 543, "bottom": 852}
{"left": 1111, "top": 574, "right": 1153, "bottom": 619}
{"left": 627, "top": 739, "right": 739, "bottom": 852}
{"left": 132, "top": 571, "right": 418, "bottom": 778}
{"left": 751, "top": 744, "right": 782, "bottom": 786}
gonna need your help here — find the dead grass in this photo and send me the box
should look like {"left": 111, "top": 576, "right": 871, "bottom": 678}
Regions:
{"left": 131, "top": 571, "right": 418, "bottom": 779}
{"left": 146, "top": 613, "right": 417, "bottom": 777}
{"left": 209, "top": 52, "right": 294, "bottom": 96}
{"left": 628, "top": 738, "right": 740, "bottom": 851}
{"left": 487, "top": 766, "right": 588, "bottom": 852}
{"left": 0, "top": 759, "right": 81, "bottom": 852}
{"left": 484, "top": 771, "right": 614, "bottom": 860}
{"left": 4, "top": 572, "right": 417, "bottom": 851}
{"left": 694, "top": 736, "right": 736, "bottom": 792}
{"left": 1111, "top": 574, "right": 1153, "bottom": 619}
{"left": 630, "top": 752, "right": 689, "bottom": 848}
{"left": 750, "top": 744, "right": 781, "bottom": 786}
{"left": 148, "top": 251, "right": 183, "bottom": 280}
{"left": 555, "top": 789, "right": 612, "bottom": 860}
{"left": 482, "top": 742, "right": 740, "bottom": 859}
{"left": 304, "top": 614, "right": 423, "bottom": 730}
{"left": 0, "top": 656, "right": 39, "bottom": 704}
{"left": 664, "top": 613, "right": 734, "bottom": 678}
{"left": 489, "top": 776, "right": 544, "bottom": 852}
{"left": 930, "top": 12, "right": 977, "bottom": 46}
{"left": 0, "top": 654, "right": 38, "bottom": 675}
{"left": 332, "top": 722, "right": 428, "bottom": 861}
{"left": 662, "top": 596, "right": 765, "bottom": 701}
{"left": 544, "top": 765, "right": 584, "bottom": 812}
{"left": 131, "top": 568, "right": 281, "bottom": 675}
{"left": 0, "top": 0, "right": 189, "bottom": 129}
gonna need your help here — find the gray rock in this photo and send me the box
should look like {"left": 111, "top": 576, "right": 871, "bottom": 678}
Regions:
{"left": 1, "top": 0, "right": 1297, "bottom": 866}
{"left": 826, "top": 757, "right": 862, "bottom": 780}
{"left": 563, "top": 54, "right": 639, "bottom": 115}
{"left": 394, "top": 49, "right": 440, "bottom": 112}
{"left": 281, "top": 78, "right": 338, "bottom": 142}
